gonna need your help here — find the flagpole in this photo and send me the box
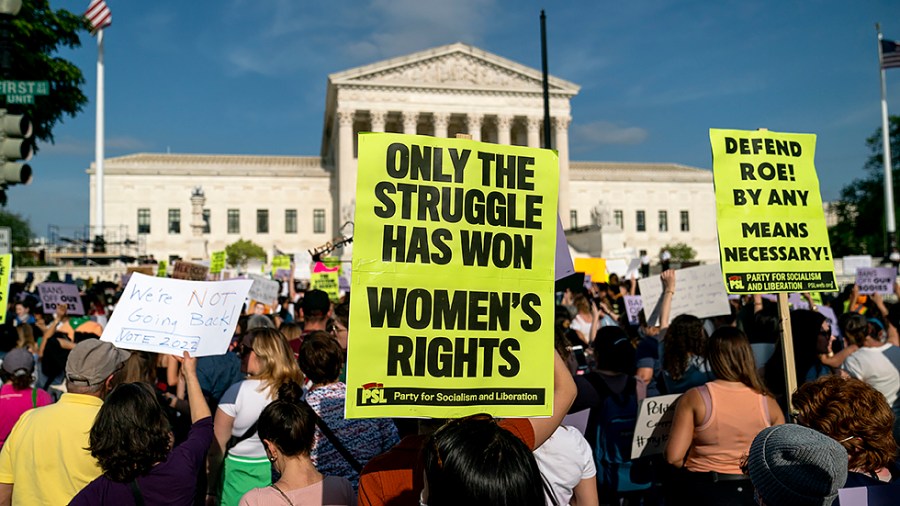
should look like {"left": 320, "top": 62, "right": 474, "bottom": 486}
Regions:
{"left": 878, "top": 23, "right": 896, "bottom": 252}
{"left": 95, "top": 28, "right": 105, "bottom": 235}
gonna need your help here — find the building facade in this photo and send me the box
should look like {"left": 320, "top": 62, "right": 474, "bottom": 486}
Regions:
{"left": 89, "top": 42, "right": 719, "bottom": 265}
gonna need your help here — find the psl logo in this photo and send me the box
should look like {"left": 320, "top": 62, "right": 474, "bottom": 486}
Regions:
{"left": 360, "top": 382, "right": 387, "bottom": 405}
{"left": 727, "top": 276, "right": 745, "bottom": 291}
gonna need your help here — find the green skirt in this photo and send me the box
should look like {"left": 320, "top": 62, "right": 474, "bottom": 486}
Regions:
{"left": 221, "top": 453, "right": 271, "bottom": 506}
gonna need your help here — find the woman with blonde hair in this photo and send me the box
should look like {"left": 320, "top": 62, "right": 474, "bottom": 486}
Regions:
{"left": 665, "top": 326, "right": 784, "bottom": 505}
{"left": 207, "top": 327, "right": 303, "bottom": 506}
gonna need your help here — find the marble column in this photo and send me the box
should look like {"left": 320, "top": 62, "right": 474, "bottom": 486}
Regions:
{"left": 496, "top": 114, "right": 512, "bottom": 146}
{"left": 370, "top": 110, "right": 386, "bottom": 132}
{"left": 526, "top": 116, "right": 541, "bottom": 148}
{"left": 433, "top": 112, "right": 450, "bottom": 139}
{"left": 337, "top": 108, "right": 355, "bottom": 241}
{"left": 402, "top": 111, "right": 418, "bottom": 135}
{"left": 555, "top": 116, "right": 571, "bottom": 229}
{"left": 466, "top": 113, "right": 483, "bottom": 142}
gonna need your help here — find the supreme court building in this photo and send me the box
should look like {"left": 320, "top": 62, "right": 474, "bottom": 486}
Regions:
{"left": 88, "top": 43, "right": 718, "bottom": 265}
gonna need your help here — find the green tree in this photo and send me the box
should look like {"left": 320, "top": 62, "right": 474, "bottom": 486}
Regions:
{"left": 5, "top": 0, "right": 89, "bottom": 147}
{"left": 829, "top": 115, "right": 900, "bottom": 257}
{"left": 0, "top": 209, "right": 34, "bottom": 265}
{"left": 660, "top": 242, "right": 696, "bottom": 262}
{"left": 225, "top": 239, "right": 266, "bottom": 270}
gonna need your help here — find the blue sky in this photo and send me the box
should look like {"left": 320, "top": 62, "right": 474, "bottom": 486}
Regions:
{"left": 8, "top": 0, "right": 900, "bottom": 237}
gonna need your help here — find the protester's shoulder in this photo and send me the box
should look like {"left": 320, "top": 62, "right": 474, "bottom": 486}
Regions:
{"left": 323, "top": 474, "right": 355, "bottom": 496}
{"left": 498, "top": 417, "right": 536, "bottom": 449}
{"left": 35, "top": 388, "right": 53, "bottom": 406}
{"left": 69, "top": 475, "right": 109, "bottom": 505}
{"left": 237, "top": 486, "right": 269, "bottom": 506}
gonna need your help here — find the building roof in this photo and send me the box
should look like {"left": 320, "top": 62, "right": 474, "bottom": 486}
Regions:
{"left": 86, "top": 153, "right": 328, "bottom": 178}
{"left": 569, "top": 161, "right": 712, "bottom": 183}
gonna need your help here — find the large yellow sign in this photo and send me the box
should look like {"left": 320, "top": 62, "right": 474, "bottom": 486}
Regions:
{"left": 346, "top": 133, "right": 559, "bottom": 418}
{"left": 711, "top": 129, "right": 836, "bottom": 293}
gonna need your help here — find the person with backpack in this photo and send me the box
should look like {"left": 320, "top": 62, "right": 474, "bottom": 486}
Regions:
{"left": 0, "top": 348, "right": 52, "bottom": 448}
{"left": 665, "top": 327, "right": 784, "bottom": 505}
{"left": 584, "top": 325, "right": 651, "bottom": 503}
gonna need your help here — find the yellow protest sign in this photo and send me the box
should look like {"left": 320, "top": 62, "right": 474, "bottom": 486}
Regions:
{"left": 574, "top": 257, "right": 608, "bottom": 283}
{"left": 311, "top": 261, "right": 340, "bottom": 301}
{"left": 711, "top": 128, "right": 836, "bottom": 293}
{"left": 346, "top": 132, "right": 558, "bottom": 419}
{"left": 272, "top": 255, "right": 291, "bottom": 279}
{"left": 0, "top": 254, "right": 10, "bottom": 324}
{"left": 210, "top": 251, "right": 226, "bottom": 274}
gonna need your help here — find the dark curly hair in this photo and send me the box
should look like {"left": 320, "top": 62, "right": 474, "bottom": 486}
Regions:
{"left": 662, "top": 314, "right": 706, "bottom": 380}
{"left": 88, "top": 382, "right": 172, "bottom": 483}
{"left": 793, "top": 376, "right": 898, "bottom": 472}
{"left": 258, "top": 381, "right": 317, "bottom": 457}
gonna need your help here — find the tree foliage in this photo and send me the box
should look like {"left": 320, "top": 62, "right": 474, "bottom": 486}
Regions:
{"left": 4, "top": 0, "right": 89, "bottom": 148}
{"left": 0, "top": 209, "right": 34, "bottom": 265}
{"left": 660, "top": 242, "right": 696, "bottom": 262}
{"left": 829, "top": 115, "right": 900, "bottom": 257}
{"left": 225, "top": 239, "right": 266, "bottom": 269}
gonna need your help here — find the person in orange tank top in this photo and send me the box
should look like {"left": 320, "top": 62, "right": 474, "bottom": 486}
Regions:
{"left": 665, "top": 326, "right": 784, "bottom": 505}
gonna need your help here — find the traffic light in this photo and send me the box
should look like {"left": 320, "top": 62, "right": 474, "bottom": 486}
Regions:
{"left": 0, "top": 108, "right": 32, "bottom": 205}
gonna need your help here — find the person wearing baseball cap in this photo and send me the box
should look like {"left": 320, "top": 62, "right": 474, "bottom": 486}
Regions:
{"left": 0, "top": 339, "right": 130, "bottom": 505}
{"left": 0, "top": 348, "right": 53, "bottom": 448}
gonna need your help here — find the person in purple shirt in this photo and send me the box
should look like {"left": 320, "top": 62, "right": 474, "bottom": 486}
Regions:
{"left": 71, "top": 351, "right": 213, "bottom": 506}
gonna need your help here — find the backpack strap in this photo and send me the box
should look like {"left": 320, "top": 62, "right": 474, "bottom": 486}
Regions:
{"left": 305, "top": 400, "right": 363, "bottom": 473}
{"left": 31, "top": 388, "right": 37, "bottom": 409}
{"left": 128, "top": 480, "right": 145, "bottom": 506}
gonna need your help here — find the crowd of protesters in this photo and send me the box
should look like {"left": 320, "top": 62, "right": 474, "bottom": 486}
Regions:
{"left": 0, "top": 265, "right": 899, "bottom": 506}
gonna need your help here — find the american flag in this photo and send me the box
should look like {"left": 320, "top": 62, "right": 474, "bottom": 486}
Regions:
{"left": 84, "top": 0, "right": 112, "bottom": 35}
{"left": 883, "top": 40, "right": 900, "bottom": 70}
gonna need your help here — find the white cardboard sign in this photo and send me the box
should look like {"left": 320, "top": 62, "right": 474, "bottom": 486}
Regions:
{"left": 37, "top": 282, "right": 85, "bottom": 315}
{"left": 631, "top": 393, "right": 681, "bottom": 459}
{"left": 248, "top": 274, "right": 280, "bottom": 305}
{"left": 638, "top": 263, "right": 731, "bottom": 326}
{"left": 101, "top": 273, "right": 252, "bottom": 356}
{"left": 842, "top": 255, "right": 873, "bottom": 276}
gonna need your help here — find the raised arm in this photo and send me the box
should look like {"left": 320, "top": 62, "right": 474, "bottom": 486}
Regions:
{"left": 529, "top": 351, "right": 577, "bottom": 449}
{"left": 659, "top": 270, "right": 676, "bottom": 331}
{"left": 179, "top": 352, "right": 211, "bottom": 422}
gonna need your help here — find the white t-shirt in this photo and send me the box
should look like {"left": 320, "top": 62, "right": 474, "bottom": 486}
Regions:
{"left": 218, "top": 379, "right": 274, "bottom": 458}
{"left": 843, "top": 344, "right": 900, "bottom": 407}
{"left": 569, "top": 315, "right": 593, "bottom": 343}
{"left": 533, "top": 426, "right": 596, "bottom": 506}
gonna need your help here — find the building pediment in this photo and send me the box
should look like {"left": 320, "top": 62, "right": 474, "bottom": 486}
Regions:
{"left": 329, "top": 42, "right": 579, "bottom": 95}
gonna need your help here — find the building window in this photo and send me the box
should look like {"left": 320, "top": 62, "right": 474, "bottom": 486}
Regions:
{"left": 636, "top": 210, "right": 646, "bottom": 232}
{"left": 285, "top": 209, "right": 297, "bottom": 234}
{"left": 168, "top": 209, "right": 180, "bottom": 234}
{"left": 257, "top": 209, "right": 269, "bottom": 234}
{"left": 680, "top": 210, "right": 690, "bottom": 232}
{"left": 614, "top": 210, "right": 623, "bottom": 228}
{"left": 202, "top": 209, "right": 211, "bottom": 234}
{"left": 570, "top": 210, "right": 578, "bottom": 229}
{"left": 137, "top": 209, "right": 150, "bottom": 234}
{"left": 313, "top": 209, "right": 326, "bottom": 234}
{"left": 227, "top": 209, "right": 240, "bottom": 234}
{"left": 659, "top": 210, "right": 668, "bottom": 232}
